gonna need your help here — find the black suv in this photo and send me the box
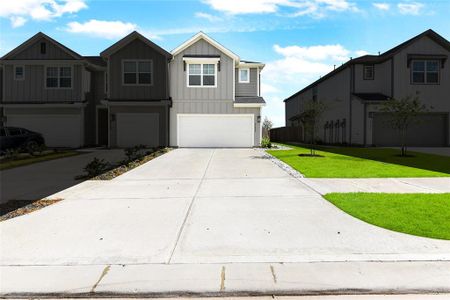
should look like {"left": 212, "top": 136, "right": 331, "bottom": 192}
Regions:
{"left": 0, "top": 127, "right": 46, "bottom": 152}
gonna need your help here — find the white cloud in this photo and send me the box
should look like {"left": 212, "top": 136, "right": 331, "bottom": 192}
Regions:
{"left": 66, "top": 20, "right": 138, "bottom": 39}
{"left": 372, "top": 2, "right": 390, "bottom": 11}
{"left": 195, "top": 12, "right": 222, "bottom": 22}
{"left": 203, "top": 0, "right": 358, "bottom": 17}
{"left": 355, "top": 50, "right": 369, "bottom": 56}
{"left": 398, "top": 2, "right": 424, "bottom": 15}
{"left": 0, "top": 0, "right": 87, "bottom": 27}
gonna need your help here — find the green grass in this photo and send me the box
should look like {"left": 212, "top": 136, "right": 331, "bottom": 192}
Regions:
{"left": 267, "top": 144, "right": 450, "bottom": 178}
{"left": 0, "top": 151, "right": 80, "bottom": 170}
{"left": 324, "top": 193, "right": 450, "bottom": 240}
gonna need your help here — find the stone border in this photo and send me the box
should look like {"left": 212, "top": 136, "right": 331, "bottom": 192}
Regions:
{"left": 256, "top": 149, "right": 305, "bottom": 178}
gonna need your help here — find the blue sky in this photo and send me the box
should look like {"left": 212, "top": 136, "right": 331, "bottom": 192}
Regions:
{"left": 1, "top": 0, "right": 449, "bottom": 126}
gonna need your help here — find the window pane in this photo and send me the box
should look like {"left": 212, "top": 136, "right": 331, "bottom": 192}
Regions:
{"left": 9, "top": 128, "right": 22, "bottom": 136}
{"left": 189, "top": 75, "right": 201, "bottom": 86}
{"left": 46, "top": 78, "right": 58, "bottom": 87}
{"left": 124, "top": 62, "right": 136, "bottom": 72}
{"left": 15, "top": 67, "right": 24, "bottom": 78}
{"left": 124, "top": 73, "right": 137, "bottom": 84}
{"left": 203, "top": 64, "right": 215, "bottom": 75}
{"left": 240, "top": 69, "right": 249, "bottom": 81}
{"left": 60, "top": 67, "right": 71, "bottom": 77}
{"left": 412, "top": 61, "right": 425, "bottom": 72}
{"left": 139, "top": 73, "right": 152, "bottom": 84}
{"left": 426, "top": 61, "right": 439, "bottom": 72}
{"left": 47, "top": 67, "right": 58, "bottom": 77}
{"left": 203, "top": 75, "right": 215, "bottom": 86}
{"left": 189, "top": 64, "right": 201, "bottom": 75}
{"left": 412, "top": 72, "right": 425, "bottom": 83}
{"left": 139, "top": 61, "right": 151, "bottom": 72}
{"left": 59, "top": 77, "right": 72, "bottom": 88}
{"left": 364, "top": 66, "right": 374, "bottom": 79}
{"left": 427, "top": 72, "right": 438, "bottom": 83}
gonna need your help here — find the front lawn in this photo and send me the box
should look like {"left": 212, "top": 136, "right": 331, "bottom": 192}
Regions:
{"left": 0, "top": 150, "right": 80, "bottom": 171}
{"left": 267, "top": 144, "right": 450, "bottom": 178}
{"left": 324, "top": 193, "right": 450, "bottom": 240}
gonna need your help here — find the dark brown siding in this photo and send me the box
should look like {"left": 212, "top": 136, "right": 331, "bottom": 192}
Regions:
{"left": 109, "top": 39, "right": 169, "bottom": 100}
{"left": 13, "top": 37, "right": 75, "bottom": 60}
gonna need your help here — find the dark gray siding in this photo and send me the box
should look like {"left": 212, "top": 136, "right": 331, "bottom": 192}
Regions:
{"left": 235, "top": 68, "right": 258, "bottom": 96}
{"left": 3, "top": 64, "right": 83, "bottom": 102}
{"left": 108, "top": 39, "right": 169, "bottom": 100}
{"left": 12, "top": 37, "right": 75, "bottom": 60}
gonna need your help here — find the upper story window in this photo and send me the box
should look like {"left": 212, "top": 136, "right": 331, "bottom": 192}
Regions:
{"left": 40, "top": 42, "right": 46, "bottom": 54}
{"left": 187, "top": 63, "right": 216, "bottom": 87}
{"left": 45, "top": 66, "right": 72, "bottom": 89}
{"left": 123, "top": 60, "right": 153, "bottom": 85}
{"left": 411, "top": 60, "right": 439, "bottom": 84}
{"left": 14, "top": 66, "right": 24, "bottom": 80}
{"left": 363, "top": 65, "right": 374, "bottom": 80}
{"left": 239, "top": 68, "right": 250, "bottom": 83}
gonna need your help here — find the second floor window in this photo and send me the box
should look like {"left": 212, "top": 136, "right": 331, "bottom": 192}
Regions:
{"left": 239, "top": 68, "right": 250, "bottom": 83}
{"left": 411, "top": 60, "right": 439, "bottom": 84}
{"left": 363, "top": 65, "right": 374, "bottom": 80}
{"left": 46, "top": 66, "right": 72, "bottom": 88}
{"left": 14, "top": 66, "right": 24, "bottom": 80}
{"left": 123, "top": 60, "right": 153, "bottom": 85}
{"left": 187, "top": 63, "right": 216, "bottom": 87}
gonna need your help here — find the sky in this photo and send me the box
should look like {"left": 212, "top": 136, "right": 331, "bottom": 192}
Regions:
{"left": 1, "top": 0, "right": 450, "bottom": 127}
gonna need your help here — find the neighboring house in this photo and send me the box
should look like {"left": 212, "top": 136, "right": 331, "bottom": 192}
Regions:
{"left": 0, "top": 32, "right": 105, "bottom": 148}
{"left": 169, "top": 32, "right": 265, "bottom": 147}
{"left": 284, "top": 29, "right": 450, "bottom": 147}
{"left": 1, "top": 31, "right": 265, "bottom": 148}
{"left": 100, "top": 31, "right": 172, "bottom": 148}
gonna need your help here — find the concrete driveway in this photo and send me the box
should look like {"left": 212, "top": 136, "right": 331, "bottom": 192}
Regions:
{"left": 1, "top": 148, "right": 450, "bottom": 267}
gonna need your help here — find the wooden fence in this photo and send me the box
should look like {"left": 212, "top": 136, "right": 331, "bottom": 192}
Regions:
{"left": 270, "top": 126, "right": 303, "bottom": 143}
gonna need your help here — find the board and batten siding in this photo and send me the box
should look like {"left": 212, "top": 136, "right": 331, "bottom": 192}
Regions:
{"left": 170, "top": 39, "right": 234, "bottom": 101}
{"left": 235, "top": 68, "right": 258, "bottom": 97}
{"left": 3, "top": 64, "right": 83, "bottom": 102}
{"left": 108, "top": 39, "right": 169, "bottom": 100}
{"left": 13, "top": 37, "right": 75, "bottom": 60}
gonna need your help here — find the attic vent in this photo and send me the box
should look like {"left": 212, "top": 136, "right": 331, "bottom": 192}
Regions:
{"left": 40, "top": 42, "right": 46, "bottom": 54}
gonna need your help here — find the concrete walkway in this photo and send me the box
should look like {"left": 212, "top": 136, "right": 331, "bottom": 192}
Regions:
{"left": 1, "top": 148, "right": 450, "bottom": 296}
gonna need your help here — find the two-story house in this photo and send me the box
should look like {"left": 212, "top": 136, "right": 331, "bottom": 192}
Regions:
{"left": 284, "top": 29, "right": 450, "bottom": 147}
{"left": 169, "top": 32, "right": 265, "bottom": 147}
{"left": 1, "top": 31, "right": 265, "bottom": 148}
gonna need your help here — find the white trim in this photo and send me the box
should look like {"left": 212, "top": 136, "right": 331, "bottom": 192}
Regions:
{"left": 233, "top": 103, "right": 265, "bottom": 108}
{"left": 186, "top": 62, "right": 217, "bottom": 88}
{"left": 176, "top": 113, "right": 255, "bottom": 147}
{"left": 44, "top": 65, "right": 73, "bottom": 90}
{"left": 232, "top": 59, "right": 235, "bottom": 101}
{"left": 172, "top": 32, "right": 240, "bottom": 63}
{"left": 238, "top": 68, "right": 250, "bottom": 83}
{"left": 238, "top": 62, "right": 265, "bottom": 69}
{"left": 122, "top": 59, "right": 154, "bottom": 86}
{"left": 257, "top": 66, "right": 260, "bottom": 97}
{"left": 182, "top": 57, "right": 220, "bottom": 63}
{"left": 14, "top": 65, "right": 25, "bottom": 81}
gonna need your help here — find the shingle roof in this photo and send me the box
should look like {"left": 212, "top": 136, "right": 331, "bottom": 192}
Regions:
{"left": 235, "top": 96, "right": 266, "bottom": 104}
{"left": 84, "top": 56, "right": 106, "bottom": 67}
{"left": 353, "top": 93, "right": 390, "bottom": 101}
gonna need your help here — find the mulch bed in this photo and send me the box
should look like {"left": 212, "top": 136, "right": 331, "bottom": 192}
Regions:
{"left": 0, "top": 199, "right": 62, "bottom": 222}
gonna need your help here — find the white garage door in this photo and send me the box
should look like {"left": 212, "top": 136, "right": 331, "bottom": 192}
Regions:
{"left": 178, "top": 114, "right": 254, "bottom": 147}
{"left": 7, "top": 114, "right": 82, "bottom": 148}
{"left": 117, "top": 113, "right": 159, "bottom": 148}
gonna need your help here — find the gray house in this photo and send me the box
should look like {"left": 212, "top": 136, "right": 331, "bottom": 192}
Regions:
{"left": 169, "top": 32, "right": 265, "bottom": 147}
{"left": 284, "top": 29, "right": 450, "bottom": 147}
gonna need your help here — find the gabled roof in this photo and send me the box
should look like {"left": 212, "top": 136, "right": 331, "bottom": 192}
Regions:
{"left": 284, "top": 29, "right": 450, "bottom": 103}
{"left": 1, "top": 32, "right": 83, "bottom": 60}
{"left": 84, "top": 56, "right": 107, "bottom": 67}
{"left": 101, "top": 31, "right": 172, "bottom": 58}
{"left": 171, "top": 32, "right": 240, "bottom": 62}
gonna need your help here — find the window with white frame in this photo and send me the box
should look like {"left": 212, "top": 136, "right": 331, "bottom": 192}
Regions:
{"left": 411, "top": 60, "right": 439, "bottom": 84}
{"left": 123, "top": 60, "right": 152, "bottom": 85}
{"left": 187, "top": 63, "right": 216, "bottom": 87}
{"left": 239, "top": 68, "right": 250, "bottom": 83}
{"left": 14, "top": 66, "right": 24, "bottom": 80}
{"left": 46, "top": 66, "right": 72, "bottom": 88}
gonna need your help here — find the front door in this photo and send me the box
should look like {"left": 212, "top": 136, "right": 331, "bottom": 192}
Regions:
{"left": 97, "top": 108, "right": 108, "bottom": 146}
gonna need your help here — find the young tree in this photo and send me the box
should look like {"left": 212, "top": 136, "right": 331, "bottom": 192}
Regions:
{"left": 262, "top": 116, "right": 273, "bottom": 139}
{"left": 380, "top": 95, "right": 429, "bottom": 156}
{"left": 298, "top": 100, "right": 327, "bottom": 156}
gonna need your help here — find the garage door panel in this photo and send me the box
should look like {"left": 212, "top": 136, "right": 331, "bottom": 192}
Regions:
{"left": 178, "top": 114, "right": 254, "bottom": 148}
{"left": 117, "top": 113, "right": 159, "bottom": 148}
{"left": 373, "top": 113, "right": 447, "bottom": 147}
{"left": 7, "top": 114, "right": 82, "bottom": 148}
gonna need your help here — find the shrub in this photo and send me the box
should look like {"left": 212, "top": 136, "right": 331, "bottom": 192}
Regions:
{"left": 83, "top": 157, "right": 110, "bottom": 178}
{"left": 124, "top": 144, "right": 147, "bottom": 162}
{"left": 261, "top": 137, "right": 272, "bottom": 148}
